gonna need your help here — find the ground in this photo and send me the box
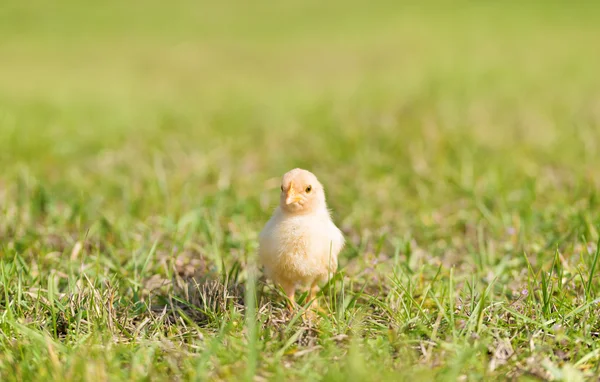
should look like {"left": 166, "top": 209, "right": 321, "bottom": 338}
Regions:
{"left": 1, "top": 1, "right": 600, "bottom": 381}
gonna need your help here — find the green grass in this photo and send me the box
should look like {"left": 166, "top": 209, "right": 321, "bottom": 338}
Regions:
{"left": 2, "top": 1, "right": 600, "bottom": 380}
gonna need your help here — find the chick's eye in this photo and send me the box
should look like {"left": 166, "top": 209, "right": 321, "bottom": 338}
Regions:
{"left": 305, "top": 185, "right": 312, "bottom": 193}
{"left": 281, "top": 185, "right": 284, "bottom": 191}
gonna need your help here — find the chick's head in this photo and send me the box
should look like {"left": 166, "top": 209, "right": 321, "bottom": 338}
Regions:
{"left": 280, "top": 168, "right": 326, "bottom": 214}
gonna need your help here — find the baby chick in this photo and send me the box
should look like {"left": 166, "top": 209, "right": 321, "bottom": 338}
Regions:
{"left": 259, "top": 168, "right": 344, "bottom": 310}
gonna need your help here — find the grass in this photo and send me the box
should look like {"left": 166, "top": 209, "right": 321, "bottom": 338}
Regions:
{"left": 1, "top": 0, "right": 600, "bottom": 380}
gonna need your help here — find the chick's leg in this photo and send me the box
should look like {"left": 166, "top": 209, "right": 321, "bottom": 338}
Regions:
{"left": 308, "top": 281, "right": 319, "bottom": 309}
{"left": 282, "top": 283, "right": 296, "bottom": 311}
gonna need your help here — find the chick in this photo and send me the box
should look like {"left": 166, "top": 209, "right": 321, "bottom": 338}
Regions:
{"left": 258, "top": 168, "right": 345, "bottom": 310}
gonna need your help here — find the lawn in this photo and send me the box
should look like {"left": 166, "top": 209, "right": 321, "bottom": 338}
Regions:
{"left": 1, "top": 1, "right": 600, "bottom": 380}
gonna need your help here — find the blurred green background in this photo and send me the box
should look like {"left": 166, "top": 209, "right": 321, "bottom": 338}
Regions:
{"left": 2, "top": 1, "right": 599, "bottom": 230}
{"left": 2, "top": 1, "right": 600, "bottom": 380}
{"left": 3, "top": 1, "right": 600, "bottom": 244}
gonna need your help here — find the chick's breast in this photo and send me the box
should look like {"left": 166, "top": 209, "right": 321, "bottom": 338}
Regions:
{"left": 258, "top": 210, "right": 344, "bottom": 287}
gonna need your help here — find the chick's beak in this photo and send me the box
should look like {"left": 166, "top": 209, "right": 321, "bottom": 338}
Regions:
{"left": 285, "top": 181, "right": 303, "bottom": 205}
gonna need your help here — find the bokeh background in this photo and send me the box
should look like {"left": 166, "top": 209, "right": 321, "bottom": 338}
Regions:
{"left": 2, "top": 1, "right": 600, "bottom": 380}
{"left": 3, "top": 2, "right": 600, "bottom": 240}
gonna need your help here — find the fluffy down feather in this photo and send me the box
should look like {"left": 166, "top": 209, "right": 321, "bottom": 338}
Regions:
{"left": 258, "top": 168, "right": 344, "bottom": 310}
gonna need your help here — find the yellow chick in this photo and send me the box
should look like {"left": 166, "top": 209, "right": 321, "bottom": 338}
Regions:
{"left": 259, "top": 168, "right": 345, "bottom": 310}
